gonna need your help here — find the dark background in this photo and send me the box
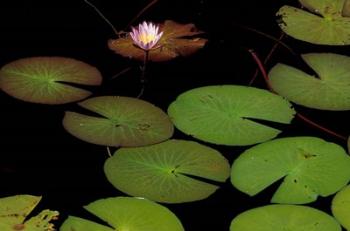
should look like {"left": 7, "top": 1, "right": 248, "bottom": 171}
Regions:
{"left": 0, "top": 0, "right": 349, "bottom": 230}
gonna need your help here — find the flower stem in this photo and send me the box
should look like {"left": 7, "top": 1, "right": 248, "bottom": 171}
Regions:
{"left": 248, "top": 48, "right": 347, "bottom": 141}
{"left": 137, "top": 50, "right": 149, "bottom": 98}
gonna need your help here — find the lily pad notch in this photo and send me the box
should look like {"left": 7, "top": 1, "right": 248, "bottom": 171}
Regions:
{"left": 0, "top": 57, "right": 102, "bottom": 104}
{"left": 231, "top": 137, "right": 350, "bottom": 204}
{"left": 63, "top": 96, "right": 174, "bottom": 147}
{"left": 104, "top": 139, "right": 230, "bottom": 203}
{"left": 168, "top": 85, "right": 295, "bottom": 146}
{"left": 277, "top": 0, "right": 350, "bottom": 45}
{"left": 60, "top": 197, "right": 184, "bottom": 231}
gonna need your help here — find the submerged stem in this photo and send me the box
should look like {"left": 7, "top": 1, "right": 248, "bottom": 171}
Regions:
{"left": 248, "top": 49, "right": 347, "bottom": 141}
{"left": 249, "top": 33, "right": 285, "bottom": 85}
{"left": 83, "top": 0, "right": 119, "bottom": 35}
{"left": 125, "top": 0, "right": 160, "bottom": 30}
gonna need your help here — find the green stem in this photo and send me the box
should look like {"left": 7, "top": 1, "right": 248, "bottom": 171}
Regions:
{"left": 137, "top": 50, "right": 149, "bottom": 98}
{"left": 106, "top": 146, "right": 112, "bottom": 157}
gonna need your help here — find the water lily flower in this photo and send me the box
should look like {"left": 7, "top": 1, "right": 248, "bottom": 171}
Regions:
{"left": 130, "top": 21, "right": 163, "bottom": 51}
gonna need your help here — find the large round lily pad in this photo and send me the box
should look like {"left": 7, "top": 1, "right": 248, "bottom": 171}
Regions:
{"left": 230, "top": 204, "right": 341, "bottom": 231}
{"left": 0, "top": 57, "right": 102, "bottom": 104}
{"left": 60, "top": 197, "right": 184, "bottom": 231}
{"left": 108, "top": 20, "right": 207, "bottom": 62}
{"left": 332, "top": 185, "right": 350, "bottom": 230}
{"left": 63, "top": 96, "right": 173, "bottom": 147}
{"left": 277, "top": 1, "right": 350, "bottom": 45}
{"left": 0, "top": 195, "right": 59, "bottom": 231}
{"left": 269, "top": 53, "right": 350, "bottom": 111}
{"left": 167, "top": 85, "right": 295, "bottom": 146}
{"left": 104, "top": 139, "right": 230, "bottom": 203}
{"left": 231, "top": 137, "right": 350, "bottom": 204}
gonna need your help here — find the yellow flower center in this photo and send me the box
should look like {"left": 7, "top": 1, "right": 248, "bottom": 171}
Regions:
{"left": 139, "top": 33, "right": 157, "bottom": 44}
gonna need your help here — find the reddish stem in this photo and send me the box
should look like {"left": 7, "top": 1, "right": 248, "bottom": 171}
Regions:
{"left": 248, "top": 49, "right": 272, "bottom": 90}
{"left": 248, "top": 49, "right": 347, "bottom": 141}
{"left": 249, "top": 33, "right": 285, "bottom": 85}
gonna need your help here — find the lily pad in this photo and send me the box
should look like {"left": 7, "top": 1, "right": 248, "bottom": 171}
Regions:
{"left": 167, "top": 85, "right": 295, "bottom": 146}
{"left": 0, "top": 195, "right": 59, "bottom": 231}
{"left": 230, "top": 204, "right": 341, "bottom": 231}
{"left": 63, "top": 96, "right": 173, "bottom": 147}
{"left": 277, "top": 1, "right": 350, "bottom": 45}
{"left": 60, "top": 197, "right": 184, "bottom": 231}
{"left": 269, "top": 53, "right": 350, "bottom": 111}
{"left": 231, "top": 137, "right": 350, "bottom": 204}
{"left": 108, "top": 20, "right": 207, "bottom": 62}
{"left": 332, "top": 185, "right": 350, "bottom": 230}
{"left": 104, "top": 139, "right": 230, "bottom": 203}
{"left": 0, "top": 57, "right": 102, "bottom": 104}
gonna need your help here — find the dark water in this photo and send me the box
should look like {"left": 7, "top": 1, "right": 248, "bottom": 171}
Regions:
{"left": 0, "top": 0, "right": 349, "bottom": 230}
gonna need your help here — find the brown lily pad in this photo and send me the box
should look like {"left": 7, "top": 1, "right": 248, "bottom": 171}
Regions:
{"left": 108, "top": 20, "right": 207, "bottom": 62}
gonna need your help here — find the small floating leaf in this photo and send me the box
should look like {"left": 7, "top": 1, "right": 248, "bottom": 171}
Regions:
{"left": 168, "top": 85, "right": 295, "bottom": 146}
{"left": 108, "top": 20, "right": 207, "bottom": 62}
{"left": 277, "top": 1, "right": 350, "bottom": 45}
{"left": 0, "top": 57, "right": 102, "bottom": 104}
{"left": 0, "top": 195, "right": 59, "bottom": 231}
{"left": 63, "top": 96, "right": 173, "bottom": 147}
{"left": 231, "top": 137, "right": 350, "bottom": 204}
{"left": 60, "top": 197, "right": 184, "bottom": 231}
{"left": 104, "top": 139, "right": 230, "bottom": 203}
{"left": 230, "top": 204, "right": 341, "bottom": 231}
{"left": 332, "top": 185, "right": 350, "bottom": 230}
{"left": 269, "top": 53, "right": 350, "bottom": 111}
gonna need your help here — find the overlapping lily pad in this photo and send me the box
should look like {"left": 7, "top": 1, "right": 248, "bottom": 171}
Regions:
{"left": 108, "top": 20, "right": 207, "bottom": 62}
{"left": 231, "top": 137, "right": 350, "bottom": 204}
{"left": 0, "top": 195, "right": 59, "bottom": 231}
{"left": 332, "top": 185, "right": 350, "bottom": 230}
{"left": 230, "top": 204, "right": 341, "bottom": 231}
{"left": 60, "top": 197, "right": 184, "bottom": 231}
{"left": 269, "top": 53, "right": 350, "bottom": 110}
{"left": 167, "top": 85, "right": 295, "bottom": 146}
{"left": 0, "top": 57, "right": 102, "bottom": 104}
{"left": 104, "top": 139, "right": 230, "bottom": 203}
{"left": 277, "top": 0, "right": 350, "bottom": 45}
{"left": 63, "top": 96, "right": 173, "bottom": 147}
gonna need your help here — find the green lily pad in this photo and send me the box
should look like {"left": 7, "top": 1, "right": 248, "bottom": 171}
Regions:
{"left": 167, "top": 85, "right": 295, "bottom": 146}
{"left": 0, "top": 57, "right": 102, "bottom": 104}
{"left": 332, "top": 185, "right": 350, "bottom": 230}
{"left": 230, "top": 204, "right": 341, "bottom": 231}
{"left": 0, "top": 195, "right": 59, "bottom": 231}
{"left": 269, "top": 53, "right": 350, "bottom": 111}
{"left": 60, "top": 197, "right": 184, "bottom": 231}
{"left": 63, "top": 96, "right": 173, "bottom": 147}
{"left": 231, "top": 137, "right": 350, "bottom": 204}
{"left": 104, "top": 139, "right": 230, "bottom": 203}
{"left": 108, "top": 20, "right": 207, "bottom": 62}
{"left": 277, "top": 1, "right": 350, "bottom": 45}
